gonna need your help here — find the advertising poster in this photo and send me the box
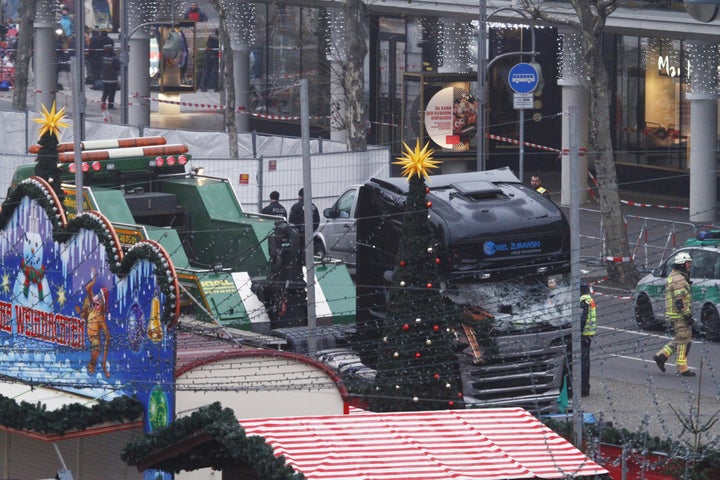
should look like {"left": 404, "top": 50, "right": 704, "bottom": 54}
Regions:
{"left": 424, "top": 86, "right": 478, "bottom": 151}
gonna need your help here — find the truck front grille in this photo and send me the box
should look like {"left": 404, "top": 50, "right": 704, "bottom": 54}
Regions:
{"left": 459, "top": 327, "right": 571, "bottom": 414}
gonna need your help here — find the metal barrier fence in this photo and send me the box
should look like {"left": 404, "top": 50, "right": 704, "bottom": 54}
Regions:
{"left": 580, "top": 206, "right": 697, "bottom": 274}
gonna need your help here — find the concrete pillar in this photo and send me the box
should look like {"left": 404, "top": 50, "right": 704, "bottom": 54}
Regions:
{"left": 687, "top": 41, "right": 718, "bottom": 224}
{"left": 34, "top": 0, "right": 58, "bottom": 112}
{"left": 233, "top": 46, "right": 250, "bottom": 132}
{"left": 229, "top": 2, "right": 254, "bottom": 133}
{"left": 128, "top": 32, "right": 151, "bottom": 127}
{"left": 557, "top": 30, "right": 589, "bottom": 206}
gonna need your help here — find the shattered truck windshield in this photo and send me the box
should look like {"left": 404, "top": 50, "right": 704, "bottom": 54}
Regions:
{"left": 444, "top": 276, "right": 572, "bottom": 332}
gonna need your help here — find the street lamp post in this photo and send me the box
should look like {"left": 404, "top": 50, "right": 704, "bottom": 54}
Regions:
{"left": 476, "top": 6, "right": 538, "bottom": 178}
{"left": 476, "top": 1, "right": 487, "bottom": 171}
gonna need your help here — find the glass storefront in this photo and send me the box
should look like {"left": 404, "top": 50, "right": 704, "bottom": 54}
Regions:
{"left": 614, "top": 35, "right": 690, "bottom": 170}
{"left": 249, "top": 5, "right": 330, "bottom": 129}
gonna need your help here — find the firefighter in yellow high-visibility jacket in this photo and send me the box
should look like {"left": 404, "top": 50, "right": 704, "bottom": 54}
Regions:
{"left": 654, "top": 251, "right": 695, "bottom": 377}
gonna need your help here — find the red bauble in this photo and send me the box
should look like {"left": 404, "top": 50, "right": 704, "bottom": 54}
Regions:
{"left": 448, "top": 401, "right": 455, "bottom": 407}
{"left": 434, "top": 373, "right": 440, "bottom": 379}
{"left": 433, "top": 325, "right": 439, "bottom": 331}
{"left": 399, "top": 260, "right": 406, "bottom": 267}
{"left": 425, "top": 187, "right": 430, "bottom": 194}
{"left": 426, "top": 282, "right": 432, "bottom": 289}
{"left": 402, "top": 324, "right": 410, "bottom": 331}
{"left": 435, "top": 257, "right": 441, "bottom": 264}
{"left": 426, "top": 201, "right": 432, "bottom": 208}
{"left": 415, "top": 352, "right": 421, "bottom": 358}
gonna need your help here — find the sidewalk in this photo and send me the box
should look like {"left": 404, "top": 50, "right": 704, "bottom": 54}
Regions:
{"left": 0, "top": 77, "right": 229, "bottom": 132}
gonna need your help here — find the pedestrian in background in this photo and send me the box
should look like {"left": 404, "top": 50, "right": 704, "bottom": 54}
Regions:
{"left": 289, "top": 188, "right": 319, "bottom": 236}
{"left": 261, "top": 190, "right": 287, "bottom": 218}
{"left": 654, "top": 251, "right": 696, "bottom": 377}
{"left": 531, "top": 174, "right": 550, "bottom": 198}
{"left": 59, "top": 7, "right": 74, "bottom": 38}
{"left": 100, "top": 44, "right": 120, "bottom": 110}
{"left": 200, "top": 29, "right": 219, "bottom": 91}
{"left": 579, "top": 281, "right": 596, "bottom": 397}
{"left": 87, "top": 28, "right": 104, "bottom": 86}
{"left": 183, "top": 2, "right": 208, "bottom": 21}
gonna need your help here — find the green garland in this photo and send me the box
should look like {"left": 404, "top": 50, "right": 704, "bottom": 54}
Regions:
{"left": 121, "top": 403, "right": 304, "bottom": 479}
{"left": 1, "top": 183, "right": 178, "bottom": 324}
{"left": 0, "top": 178, "right": 64, "bottom": 232}
{"left": 0, "top": 393, "right": 143, "bottom": 435}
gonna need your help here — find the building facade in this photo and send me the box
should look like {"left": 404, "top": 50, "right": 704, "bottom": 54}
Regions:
{"left": 25, "top": 1, "right": 720, "bottom": 211}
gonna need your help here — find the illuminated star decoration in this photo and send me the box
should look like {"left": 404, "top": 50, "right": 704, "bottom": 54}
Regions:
{"left": 1, "top": 273, "right": 9, "bottom": 293}
{"left": 33, "top": 102, "right": 69, "bottom": 140}
{"left": 393, "top": 140, "right": 440, "bottom": 181}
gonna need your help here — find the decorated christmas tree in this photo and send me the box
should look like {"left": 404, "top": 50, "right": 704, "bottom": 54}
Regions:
{"left": 369, "top": 141, "right": 466, "bottom": 412}
{"left": 32, "top": 102, "right": 68, "bottom": 203}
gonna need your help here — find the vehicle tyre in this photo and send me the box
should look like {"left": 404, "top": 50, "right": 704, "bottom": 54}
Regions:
{"left": 314, "top": 237, "right": 327, "bottom": 257}
{"left": 634, "top": 294, "right": 658, "bottom": 331}
{"left": 701, "top": 304, "right": 720, "bottom": 342}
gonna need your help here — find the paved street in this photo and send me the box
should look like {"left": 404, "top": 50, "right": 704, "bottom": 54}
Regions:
{"left": 570, "top": 194, "right": 720, "bottom": 446}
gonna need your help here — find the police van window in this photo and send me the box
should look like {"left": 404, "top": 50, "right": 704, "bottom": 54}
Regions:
{"left": 690, "top": 250, "right": 713, "bottom": 279}
{"left": 713, "top": 253, "right": 720, "bottom": 279}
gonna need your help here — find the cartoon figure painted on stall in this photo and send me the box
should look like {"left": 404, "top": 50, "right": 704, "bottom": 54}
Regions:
{"left": 76, "top": 267, "right": 111, "bottom": 377}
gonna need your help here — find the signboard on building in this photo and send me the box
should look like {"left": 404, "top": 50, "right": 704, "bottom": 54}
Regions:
{"left": 0, "top": 181, "right": 179, "bottom": 448}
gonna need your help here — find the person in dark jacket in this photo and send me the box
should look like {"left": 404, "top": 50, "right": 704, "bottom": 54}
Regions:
{"left": 288, "top": 188, "right": 319, "bottom": 236}
{"left": 261, "top": 190, "right": 287, "bottom": 218}
{"left": 200, "top": 29, "right": 219, "bottom": 91}
{"left": 100, "top": 44, "right": 120, "bottom": 109}
{"left": 87, "top": 29, "right": 105, "bottom": 84}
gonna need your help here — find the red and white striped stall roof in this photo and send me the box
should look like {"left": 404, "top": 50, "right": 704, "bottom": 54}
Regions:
{"left": 239, "top": 407, "right": 608, "bottom": 479}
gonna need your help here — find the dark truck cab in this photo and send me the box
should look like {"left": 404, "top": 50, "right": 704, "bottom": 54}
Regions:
{"left": 320, "top": 167, "right": 573, "bottom": 413}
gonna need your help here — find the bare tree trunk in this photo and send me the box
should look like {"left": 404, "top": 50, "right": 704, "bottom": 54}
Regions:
{"left": 344, "top": 0, "right": 367, "bottom": 151}
{"left": 527, "top": 0, "right": 636, "bottom": 287}
{"left": 12, "top": 0, "right": 37, "bottom": 111}
{"left": 587, "top": 40, "right": 636, "bottom": 286}
{"left": 574, "top": 1, "right": 636, "bottom": 287}
{"left": 207, "top": 0, "right": 239, "bottom": 159}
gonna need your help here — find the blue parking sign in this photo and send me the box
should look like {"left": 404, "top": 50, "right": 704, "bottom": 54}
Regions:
{"left": 508, "top": 63, "right": 540, "bottom": 94}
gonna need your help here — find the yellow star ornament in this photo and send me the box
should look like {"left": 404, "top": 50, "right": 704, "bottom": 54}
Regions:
{"left": 393, "top": 140, "right": 441, "bottom": 181}
{"left": 33, "top": 102, "right": 69, "bottom": 139}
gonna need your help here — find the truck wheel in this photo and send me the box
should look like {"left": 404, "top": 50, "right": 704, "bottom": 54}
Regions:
{"left": 701, "top": 304, "right": 720, "bottom": 342}
{"left": 634, "top": 294, "right": 658, "bottom": 331}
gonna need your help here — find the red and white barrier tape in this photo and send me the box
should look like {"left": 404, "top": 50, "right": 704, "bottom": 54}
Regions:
{"left": 487, "top": 133, "right": 560, "bottom": 152}
{"left": 592, "top": 289, "right": 634, "bottom": 301}
{"left": 605, "top": 256, "right": 633, "bottom": 263}
{"left": 589, "top": 277, "right": 634, "bottom": 300}
{"left": 620, "top": 199, "right": 688, "bottom": 211}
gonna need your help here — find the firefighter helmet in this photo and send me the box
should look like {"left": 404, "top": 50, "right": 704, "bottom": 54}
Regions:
{"left": 674, "top": 251, "right": 692, "bottom": 265}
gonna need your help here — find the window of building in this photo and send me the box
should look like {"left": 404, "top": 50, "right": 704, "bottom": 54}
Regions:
{"left": 614, "top": 35, "right": 690, "bottom": 170}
